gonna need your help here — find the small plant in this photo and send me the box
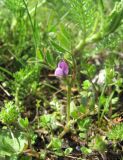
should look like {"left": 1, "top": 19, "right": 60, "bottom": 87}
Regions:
{"left": 0, "top": 130, "right": 28, "bottom": 159}
{"left": 18, "top": 117, "right": 36, "bottom": 149}
{"left": 108, "top": 123, "right": 123, "bottom": 141}
{"left": 0, "top": 101, "right": 19, "bottom": 124}
{"left": 11, "top": 64, "right": 40, "bottom": 110}
{"left": 54, "top": 59, "right": 73, "bottom": 138}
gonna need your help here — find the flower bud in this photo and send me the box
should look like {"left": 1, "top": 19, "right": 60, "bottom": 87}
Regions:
{"left": 54, "top": 60, "right": 69, "bottom": 77}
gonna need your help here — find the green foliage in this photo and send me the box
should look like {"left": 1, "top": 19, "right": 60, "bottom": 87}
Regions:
{"left": 66, "top": 0, "right": 96, "bottom": 35}
{"left": 40, "top": 113, "right": 58, "bottom": 130}
{"left": 18, "top": 117, "right": 29, "bottom": 129}
{"left": 91, "top": 135, "right": 106, "bottom": 152}
{"left": 4, "top": 0, "right": 24, "bottom": 13}
{"left": 40, "top": 150, "right": 47, "bottom": 160}
{"left": 0, "top": 0, "right": 123, "bottom": 158}
{"left": 64, "top": 147, "right": 73, "bottom": 156}
{"left": 0, "top": 72, "right": 6, "bottom": 82}
{"left": 77, "top": 117, "right": 91, "bottom": 132}
{"left": 108, "top": 123, "right": 123, "bottom": 141}
{"left": 70, "top": 101, "right": 78, "bottom": 119}
{"left": 80, "top": 146, "right": 92, "bottom": 155}
{"left": 0, "top": 101, "right": 19, "bottom": 124}
{"left": 11, "top": 65, "right": 40, "bottom": 103}
{"left": 97, "top": 24, "right": 123, "bottom": 51}
{"left": 104, "top": 1, "right": 123, "bottom": 34}
{"left": 82, "top": 80, "right": 92, "bottom": 90}
{"left": 63, "top": 0, "right": 123, "bottom": 53}
{"left": 0, "top": 130, "right": 27, "bottom": 158}
{"left": 51, "top": 137, "right": 62, "bottom": 151}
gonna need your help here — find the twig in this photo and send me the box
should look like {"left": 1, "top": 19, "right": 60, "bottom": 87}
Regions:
{"left": 0, "top": 84, "right": 11, "bottom": 97}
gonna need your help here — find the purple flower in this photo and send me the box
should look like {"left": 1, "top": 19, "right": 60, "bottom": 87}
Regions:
{"left": 55, "top": 60, "right": 69, "bottom": 77}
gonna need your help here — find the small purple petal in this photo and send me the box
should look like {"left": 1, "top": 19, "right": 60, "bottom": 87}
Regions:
{"left": 54, "top": 67, "right": 64, "bottom": 77}
{"left": 58, "top": 60, "right": 69, "bottom": 76}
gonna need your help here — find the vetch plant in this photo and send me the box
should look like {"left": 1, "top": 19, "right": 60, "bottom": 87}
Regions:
{"left": 55, "top": 60, "right": 71, "bottom": 122}
{"left": 48, "top": 0, "right": 123, "bottom": 155}
{"left": 54, "top": 60, "right": 72, "bottom": 138}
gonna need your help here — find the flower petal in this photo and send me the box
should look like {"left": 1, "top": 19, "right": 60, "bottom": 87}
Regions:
{"left": 54, "top": 67, "right": 64, "bottom": 77}
{"left": 58, "top": 60, "right": 69, "bottom": 75}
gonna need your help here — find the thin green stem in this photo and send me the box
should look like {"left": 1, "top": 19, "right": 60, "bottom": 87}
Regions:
{"left": 23, "top": 0, "right": 37, "bottom": 53}
{"left": 58, "top": 79, "right": 72, "bottom": 139}
{"left": 67, "top": 84, "right": 72, "bottom": 123}
{"left": 86, "top": 68, "right": 98, "bottom": 97}
{"left": 100, "top": 91, "right": 114, "bottom": 123}
{"left": 98, "top": 0, "right": 104, "bottom": 31}
{"left": 0, "top": 66, "right": 13, "bottom": 77}
{"left": 74, "top": 39, "right": 85, "bottom": 54}
{"left": 59, "top": 120, "right": 72, "bottom": 139}
{"left": 15, "top": 87, "right": 19, "bottom": 110}
{"left": 91, "top": 12, "right": 99, "bottom": 35}
{"left": 26, "top": 128, "right": 32, "bottom": 149}
{"left": 24, "top": 1, "right": 46, "bottom": 18}
{"left": 98, "top": 84, "right": 106, "bottom": 122}
{"left": 9, "top": 49, "right": 25, "bottom": 66}
{"left": 47, "top": 140, "right": 52, "bottom": 149}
